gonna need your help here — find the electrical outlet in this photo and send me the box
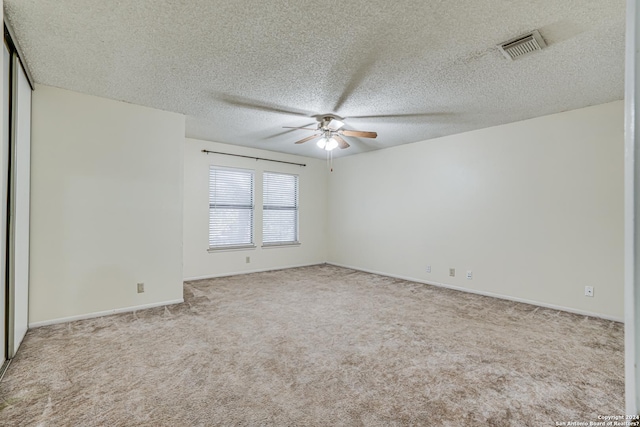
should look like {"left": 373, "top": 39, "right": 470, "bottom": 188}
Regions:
{"left": 466, "top": 271, "right": 473, "bottom": 280}
{"left": 426, "top": 265, "right": 431, "bottom": 273}
{"left": 449, "top": 268, "right": 455, "bottom": 277}
{"left": 246, "top": 256, "right": 251, "bottom": 264}
{"left": 137, "top": 283, "right": 144, "bottom": 293}
{"left": 584, "top": 286, "right": 594, "bottom": 297}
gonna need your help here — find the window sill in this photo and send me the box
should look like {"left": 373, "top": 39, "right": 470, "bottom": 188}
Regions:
{"left": 261, "top": 242, "right": 301, "bottom": 249}
{"left": 208, "top": 245, "right": 256, "bottom": 253}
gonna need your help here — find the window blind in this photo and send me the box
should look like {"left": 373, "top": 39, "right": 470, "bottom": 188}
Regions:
{"left": 209, "top": 167, "right": 254, "bottom": 248}
{"left": 263, "top": 172, "right": 298, "bottom": 245}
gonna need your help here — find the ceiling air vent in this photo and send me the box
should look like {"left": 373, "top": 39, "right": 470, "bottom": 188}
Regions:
{"left": 498, "top": 30, "right": 546, "bottom": 60}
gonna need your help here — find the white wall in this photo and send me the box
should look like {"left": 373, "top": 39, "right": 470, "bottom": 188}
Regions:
{"left": 328, "top": 101, "right": 624, "bottom": 320}
{"left": 183, "top": 139, "right": 327, "bottom": 280}
{"left": 29, "top": 85, "right": 185, "bottom": 325}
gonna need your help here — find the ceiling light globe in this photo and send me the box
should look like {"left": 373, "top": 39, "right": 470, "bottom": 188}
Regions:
{"left": 316, "top": 138, "right": 327, "bottom": 149}
{"left": 325, "top": 138, "right": 339, "bottom": 151}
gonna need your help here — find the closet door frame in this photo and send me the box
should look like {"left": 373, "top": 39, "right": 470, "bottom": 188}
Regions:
{"left": 2, "top": 21, "right": 33, "bottom": 374}
{"left": 6, "top": 50, "right": 30, "bottom": 359}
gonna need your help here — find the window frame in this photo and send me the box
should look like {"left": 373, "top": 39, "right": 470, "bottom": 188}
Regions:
{"left": 207, "top": 165, "right": 256, "bottom": 251}
{"left": 262, "top": 171, "right": 300, "bottom": 247}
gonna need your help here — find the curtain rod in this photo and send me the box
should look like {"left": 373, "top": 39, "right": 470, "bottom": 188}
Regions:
{"left": 201, "top": 150, "right": 306, "bottom": 167}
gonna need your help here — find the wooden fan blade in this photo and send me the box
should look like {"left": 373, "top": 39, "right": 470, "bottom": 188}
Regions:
{"left": 348, "top": 112, "right": 450, "bottom": 120}
{"left": 334, "top": 135, "right": 350, "bottom": 149}
{"left": 283, "top": 126, "right": 318, "bottom": 131}
{"left": 265, "top": 122, "right": 315, "bottom": 140}
{"left": 333, "top": 51, "right": 377, "bottom": 113}
{"left": 341, "top": 130, "right": 377, "bottom": 138}
{"left": 294, "top": 134, "right": 320, "bottom": 144}
{"left": 214, "top": 93, "right": 312, "bottom": 117}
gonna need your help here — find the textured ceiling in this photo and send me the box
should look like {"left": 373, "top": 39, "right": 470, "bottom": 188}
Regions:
{"left": 4, "top": 0, "right": 625, "bottom": 159}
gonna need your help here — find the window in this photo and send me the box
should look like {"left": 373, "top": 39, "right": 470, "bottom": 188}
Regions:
{"left": 209, "top": 167, "right": 254, "bottom": 249}
{"left": 263, "top": 172, "right": 299, "bottom": 245}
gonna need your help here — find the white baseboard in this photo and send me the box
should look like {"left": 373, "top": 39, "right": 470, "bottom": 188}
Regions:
{"left": 183, "top": 262, "right": 324, "bottom": 281}
{"left": 327, "top": 262, "right": 623, "bottom": 323}
{"left": 28, "top": 299, "right": 184, "bottom": 328}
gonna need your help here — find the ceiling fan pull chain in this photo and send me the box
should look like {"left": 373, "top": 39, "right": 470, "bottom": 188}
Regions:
{"left": 326, "top": 150, "right": 332, "bottom": 172}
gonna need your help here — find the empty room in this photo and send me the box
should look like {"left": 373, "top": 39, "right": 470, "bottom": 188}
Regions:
{"left": 0, "top": 0, "right": 635, "bottom": 425}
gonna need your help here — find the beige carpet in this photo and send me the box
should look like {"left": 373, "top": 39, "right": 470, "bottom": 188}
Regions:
{"left": 0, "top": 265, "right": 624, "bottom": 426}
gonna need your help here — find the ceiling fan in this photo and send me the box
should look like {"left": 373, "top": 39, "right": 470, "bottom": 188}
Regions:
{"left": 284, "top": 116, "right": 377, "bottom": 151}
{"left": 214, "top": 93, "right": 448, "bottom": 153}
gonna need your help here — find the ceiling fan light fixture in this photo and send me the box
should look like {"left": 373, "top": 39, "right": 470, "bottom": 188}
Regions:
{"left": 284, "top": 116, "right": 376, "bottom": 151}
{"left": 325, "top": 137, "right": 339, "bottom": 151}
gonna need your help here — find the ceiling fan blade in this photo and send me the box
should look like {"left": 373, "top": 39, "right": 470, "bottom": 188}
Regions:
{"left": 214, "top": 93, "right": 312, "bottom": 117}
{"left": 334, "top": 135, "right": 350, "bottom": 149}
{"left": 347, "top": 112, "right": 451, "bottom": 121}
{"left": 341, "top": 130, "right": 377, "bottom": 139}
{"left": 265, "top": 122, "right": 316, "bottom": 140}
{"left": 294, "top": 134, "right": 320, "bottom": 145}
{"left": 333, "top": 51, "right": 378, "bottom": 113}
{"left": 327, "top": 118, "right": 345, "bottom": 130}
{"left": 283, "top": 126, "right": 318, "bottom": 131}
